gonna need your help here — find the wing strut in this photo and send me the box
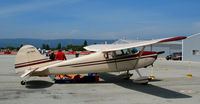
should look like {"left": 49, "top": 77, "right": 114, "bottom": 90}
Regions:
{"left": 133, "top": 46, "right": 146, "bottom": 69}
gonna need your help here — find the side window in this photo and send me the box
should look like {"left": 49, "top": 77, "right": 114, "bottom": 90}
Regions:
{"left": 130, "top": 48, "right": 138, "bottom": 54}
{"left": 116, "top": 50, "right": 123, "bottom": 56}
{"left": 104, "top": 52, "right": 113, "bottom": 59}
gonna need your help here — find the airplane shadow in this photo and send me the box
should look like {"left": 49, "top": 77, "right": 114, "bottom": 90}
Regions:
{"left": 25, "top": 80, "right": 54, "bottom": 89}
{"left": 24, "top": 73, "right": 192, "bottom": 98}
{"left": 98, "top": 73, "right": 192, "bottom": 99}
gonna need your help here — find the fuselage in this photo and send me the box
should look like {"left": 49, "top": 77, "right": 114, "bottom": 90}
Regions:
{"left": 33, "top": 50, "right": 157, "bottom": 76}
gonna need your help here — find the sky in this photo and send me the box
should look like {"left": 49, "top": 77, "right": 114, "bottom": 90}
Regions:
{"left": 0, "top": 0, "right": 200, "bottom": 40}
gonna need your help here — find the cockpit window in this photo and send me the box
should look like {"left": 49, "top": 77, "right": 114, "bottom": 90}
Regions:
{"left": 130, "top": 48, "right": 138, "bottom": 54}
{"left": 115, "top": 50, "right": 123, "bottom": 56}
{"left": 115, "top": 49, "right": 130, "bottom": 56}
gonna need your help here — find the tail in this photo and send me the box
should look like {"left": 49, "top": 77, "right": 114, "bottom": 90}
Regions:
{"left": 14, "top": 45, "right": 51, "bottom": 74}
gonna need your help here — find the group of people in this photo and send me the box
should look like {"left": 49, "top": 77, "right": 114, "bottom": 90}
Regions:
{"left": 49, "top": 49, "right": 66, "bottom": 60}
{"left": 48, "top": 49, "right": 82, "bottom": 81}
{"left": 55, "top": 74, "right": 75, "bottom": 80}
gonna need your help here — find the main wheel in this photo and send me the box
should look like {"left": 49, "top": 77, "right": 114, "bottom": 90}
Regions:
{"left": 21, "top": 81, "right": 26, "bottom": 85}
{"left": 123, "top": 77, "right": 130, "bottom": 80}
{"left": 141, "top": 82, "right": 148, "bottom": 85}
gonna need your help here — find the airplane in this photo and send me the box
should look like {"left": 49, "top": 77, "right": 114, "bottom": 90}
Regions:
{"left": 14, "top": 36, "right": 187, "bottom": 85}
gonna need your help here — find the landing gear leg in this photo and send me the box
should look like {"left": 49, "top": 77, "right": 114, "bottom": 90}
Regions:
{"left": 20, "top": 75, "right": 30, "bottom": 85}
{"left": 123, "top": 70, "right": 133, "bottom": 80}
{"left": 135, "top": 69, "right": 142, "bottom": 77}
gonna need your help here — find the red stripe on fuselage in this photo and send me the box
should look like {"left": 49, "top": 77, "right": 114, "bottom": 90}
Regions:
{"left": 15, "top": 58, "right": 49, "bottom": 66}
{"left": 15, "top": 59, "right": 54, "bottom": 69}
{"left": 59, "top": 51, "right": 158, "bottom": 67}
{"left": 72, "top": 54, "right": 157, "bottom": 67}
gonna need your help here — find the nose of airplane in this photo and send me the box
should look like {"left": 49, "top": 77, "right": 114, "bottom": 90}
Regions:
{"left": 155, "top": 51, "right": 165, "bottom": 60}
{"left": 141, "top": 51, "right": 158, "bottom": 60}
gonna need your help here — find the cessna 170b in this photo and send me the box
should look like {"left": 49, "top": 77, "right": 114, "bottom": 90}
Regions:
{"left": 15, "top": 36, "right": 186, "bottom": 85}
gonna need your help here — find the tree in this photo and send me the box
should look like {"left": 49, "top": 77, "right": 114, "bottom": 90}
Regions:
{"left": 20, "top": 44, "right": 23, "bottom": 48}
{"left": 83, "top": 40, "right": 88, "bottom": 46}
{"left": 66, "top": 44, "right": 84, "bottom": 51}
{"left": 66, "top": 44, "right": 73, "bottom": 50}
{"left": 7, "top": 46, "right": 15, "bottom": 50}
{"left": 46, "top": 44, "right": 50, "bottom": 50}
{"left": 42, "top": 44, "right": 46, "bottom": 49}
{"left": 57, "top": 43, "right": 61, "bottom": 49}
{"left": 17, "top": 44, "right": 23, "bottom": 50}
{"left": 41, "top": 44, "right": 50, "bottom": 50}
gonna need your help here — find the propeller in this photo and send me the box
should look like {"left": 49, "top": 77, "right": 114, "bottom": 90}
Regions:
{"left": 157, "top": 51, "right": 165, "bottom": 55}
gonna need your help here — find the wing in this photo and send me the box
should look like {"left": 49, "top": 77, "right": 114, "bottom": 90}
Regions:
{"left": 84, "top": 36, "right": 186, "bottom": 52}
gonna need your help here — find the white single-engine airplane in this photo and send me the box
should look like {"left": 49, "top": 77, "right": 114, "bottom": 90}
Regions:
{"left": 15, "top": 36, "right": 186, "bottom": 85}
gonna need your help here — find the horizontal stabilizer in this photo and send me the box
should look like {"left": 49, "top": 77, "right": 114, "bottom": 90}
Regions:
{"left": 20, "top": 68, "right": 38, "bottom": 78}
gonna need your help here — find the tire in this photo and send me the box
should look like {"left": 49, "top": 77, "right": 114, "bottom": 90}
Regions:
{"left": 123, "top": 77, "right": 130, "bottom": 80}
{"left": 21, "top": 81, "right": 26, "bottom": 85}
{"left": 141, "top": 82, "right": 148, "bottom": 85}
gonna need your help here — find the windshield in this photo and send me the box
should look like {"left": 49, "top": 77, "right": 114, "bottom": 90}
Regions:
{"left": 130, "top": 48, "right": 138, "bottom": 54}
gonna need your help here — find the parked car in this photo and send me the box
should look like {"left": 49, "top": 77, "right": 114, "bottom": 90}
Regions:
{"left": 166, "top": 52, "right": 182, "bottom": 60}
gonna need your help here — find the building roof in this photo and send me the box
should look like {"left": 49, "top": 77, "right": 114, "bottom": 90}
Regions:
{"left": 187, "top": 33, "right": 200, "bottom": 38}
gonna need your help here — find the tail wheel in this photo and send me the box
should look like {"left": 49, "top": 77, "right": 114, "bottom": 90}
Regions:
{"left": 21, "top": 81, "right": 26, "bottom": 85}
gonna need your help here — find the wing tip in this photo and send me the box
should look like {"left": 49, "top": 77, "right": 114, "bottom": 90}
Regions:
{"left": 159, "top": 36, "right": 187, "bottom": 43}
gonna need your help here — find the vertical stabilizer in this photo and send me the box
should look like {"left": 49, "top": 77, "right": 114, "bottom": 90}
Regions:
{"left": 14, "top": 45, "right": 48, "bottom": 73}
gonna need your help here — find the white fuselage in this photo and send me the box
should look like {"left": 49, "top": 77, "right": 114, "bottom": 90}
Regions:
{"left": 33, "top": 52, "right": 157, "bottom": 76}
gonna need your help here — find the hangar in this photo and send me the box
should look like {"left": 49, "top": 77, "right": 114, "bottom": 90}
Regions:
{"left": 182, "top": 33, "right": 200, "bottom": 62}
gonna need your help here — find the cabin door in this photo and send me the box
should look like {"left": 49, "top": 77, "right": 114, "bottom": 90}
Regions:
{"left": 114, "top": 49, "right": 135, "bottom": 71}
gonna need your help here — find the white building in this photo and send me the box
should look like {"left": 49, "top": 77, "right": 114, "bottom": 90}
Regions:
{"left": 183, "top": 33, "right": 200, "bottom": 62}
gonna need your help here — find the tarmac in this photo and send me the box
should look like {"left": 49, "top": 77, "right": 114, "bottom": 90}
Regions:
{"left": 0, "top": 55, "right": 200, "bottom": 104}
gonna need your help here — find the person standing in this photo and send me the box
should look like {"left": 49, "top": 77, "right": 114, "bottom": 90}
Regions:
{"left": 55, "top": 49, "right": 66, "bottom": 60}
{"left": 54, "top": 49, "right": 67, "bottom": 81}
{"left": 75, "top": 53, "right": 79, "bottom": 58}
{"left": 49, "top": 51, "right": 55, "bottom": 60}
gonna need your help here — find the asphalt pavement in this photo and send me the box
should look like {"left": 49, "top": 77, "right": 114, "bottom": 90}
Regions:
{"left": 0, "top": 55, "right": 200, "bottom": 104}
